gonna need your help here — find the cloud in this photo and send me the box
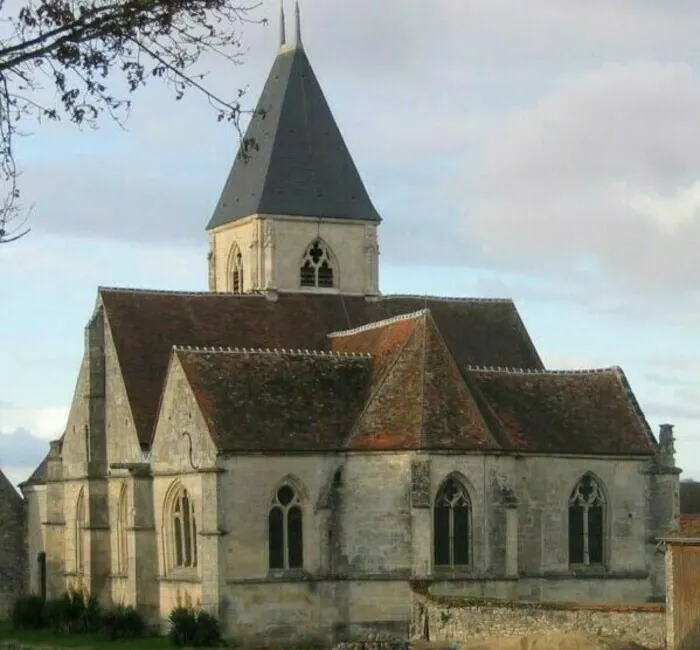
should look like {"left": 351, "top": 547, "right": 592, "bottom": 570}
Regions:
{"left": 0, "top": 405, "right": 68, "bottom": 441}
{"left": 0, "top": 428, "right": 48, "bottom": 480}
{"left": 456, "top": 62, "right": 700, "bottom": 298}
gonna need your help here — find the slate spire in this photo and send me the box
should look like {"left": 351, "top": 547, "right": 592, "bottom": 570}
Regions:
{"left": 295, "top": 1, "right": 303, "bottom": 49}
{"left": 279, "top": 1, "right": 286, "bottom": 49}
{"left": 207, "top": 7, "right": 381, "bottom": 230}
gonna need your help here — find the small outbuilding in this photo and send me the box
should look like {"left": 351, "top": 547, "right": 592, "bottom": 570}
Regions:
{"left": 664, "top": 515, "right": 700, "bottom": 650}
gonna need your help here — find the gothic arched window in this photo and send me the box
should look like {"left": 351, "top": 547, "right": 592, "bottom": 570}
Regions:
{"left": 434, "top": 476, "right": 471, "bottom": 567}
{"left": 300, "top": 239, "right": 335, "bottom": 289}
{"left": 229, "top": 244, "right": 244, "bottom": 294}
{"left": 75, "top": 488, "right": 86, "bottom": 575}
{"left": 169, "top": 485, "right": 197, "bottom": 570}
{"left": 569, "top": 474, "right": 606, "bottom": 566}
{"left": 269, "top": 484, "right": 303, "bottom": 570}
{"left": 116, "top": 483, "right": 128, "bottom": 575}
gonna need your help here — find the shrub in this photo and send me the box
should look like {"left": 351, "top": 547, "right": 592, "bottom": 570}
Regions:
{"left": 44, "top": 589, "right": 101, "bottom": 634}
{"left": 11, "top": 594, "right": 46, "bottom": 630}
{"left": 193, "top": 611, "right": 221, "bottom": 647}
{"left": 168, "top": 606, "right": 221, "bottom": 647}
{"left": 101, "top": 604, "right": 146, "bottom": 640}
{"left": 169, "top": 605, "right": 198, "bottom": 647}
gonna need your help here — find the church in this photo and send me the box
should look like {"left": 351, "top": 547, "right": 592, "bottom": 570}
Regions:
{"left": 20, "top": 3, "right": 680, "bottom": 642}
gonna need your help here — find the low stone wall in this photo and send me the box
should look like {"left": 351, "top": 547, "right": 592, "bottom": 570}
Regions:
{"left": 412, "top": 595, "right": 665, "bottom": 649}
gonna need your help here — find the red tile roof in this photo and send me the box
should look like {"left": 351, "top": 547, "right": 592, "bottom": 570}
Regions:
{"left": 467, "top": 367, "right": 655, "bottom": 455}
{"left": 100, "top": 289, "right": 543, "bottom": 445}
{"left": 177, "top": 348, "right": 372, "bottom": 451}
{"left": 677, "top": 515, "right": 700, "bottom": 538}
{"left": 330, "top": 312, "right": 496, "bottom": 451}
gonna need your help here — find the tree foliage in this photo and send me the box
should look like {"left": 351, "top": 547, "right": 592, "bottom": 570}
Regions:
{"left": 0, "top": 0, "right": 262, "bottom": 243}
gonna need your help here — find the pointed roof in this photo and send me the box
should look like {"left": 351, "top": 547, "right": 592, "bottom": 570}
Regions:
{"left": 207, "top": 12, "right": 381, "bottom": 230}
{"left": 329, "top": 311, "right": 497, "bottom": 451}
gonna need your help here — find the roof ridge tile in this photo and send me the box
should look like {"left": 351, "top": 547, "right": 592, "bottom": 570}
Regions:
{"left": 465, "top": 365, "right": 621, "bottom": 376}
{"left": 328, "top": 309, "right": 429, "bottom": 339}
{"left": 100, "top": 286, "right": 266, "bottom": 298}
{"left": 173, "top": 344, "right": 371, "bottom": 359}
{"left": 380, "top": 294, "right": 514, "bottom": 304}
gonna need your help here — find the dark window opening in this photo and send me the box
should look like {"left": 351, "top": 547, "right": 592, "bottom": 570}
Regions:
{"left": 299, "top": 239, "right": 335, "bottom": 289}
{"left": 37, "top": 552, "right": 46, "bottom": 600}
{"left": 231, "top": 249, "right": 244, "bottom": 294}
{"left": 568, "top": 474, "right": 606, "bottom": 566}
{"left": 433, "top": 477, "right": 471, "bottom": 567}
{"left": 269, "top": 484, "right": 304, "bottom": 570}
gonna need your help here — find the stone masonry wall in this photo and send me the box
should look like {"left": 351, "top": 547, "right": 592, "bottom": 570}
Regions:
{"left": 0, "top": 470, "right": 27, "bottom": 619}
{"left": 412, "top": 595, "right": 665, "bottom": 649}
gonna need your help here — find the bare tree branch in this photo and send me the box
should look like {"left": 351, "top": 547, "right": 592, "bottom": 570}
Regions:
{"left": 0, "top": 0, "right": 264, "bottom": 244}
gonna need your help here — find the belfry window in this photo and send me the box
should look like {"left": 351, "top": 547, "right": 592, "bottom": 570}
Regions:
{"left": 569, "top": 474, "right": 605, "bottom": 566}
{"left": 230, "top": 245, "right": 244, "bottom": 294}
{"left": 269, "top": 484, "right": 303, "bottom": 570}
{"left": 300, "top": 239, "right": 335, "bottom": 289}
{"left": 433, "top": 476, "right": 471, "bottom": 567}
{"left": 171, "top": 487, "right": 197, "bottom": 569}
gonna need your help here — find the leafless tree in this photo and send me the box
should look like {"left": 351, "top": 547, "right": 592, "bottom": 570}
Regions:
{"left": 0, "top": 0, "right": 263, "bottom": 243}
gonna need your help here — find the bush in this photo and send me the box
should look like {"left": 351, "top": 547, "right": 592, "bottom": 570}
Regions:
{"left": 11, "top": 594, "right": 46, "bottom": 630}
{"left": 101, "top": 604, "right": 146, "bottom": 640}
{"left": 44, "top": 589, "right": 101, "bottom": 634}
{"left": 103, "top": 604, "right": 146, "bottom": 640}
{"left": 193, "top": 611, "right": 221, "bottom": 647}
{"left": 169, "top": 606, "right": 221, "bottom": 647}
{"left": 169, "top": 606, "right": 198, "bottom": 647}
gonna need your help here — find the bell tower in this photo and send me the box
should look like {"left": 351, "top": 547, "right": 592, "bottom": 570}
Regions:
{"left": 206, "top": 2, "right": 381, "bottom": 296}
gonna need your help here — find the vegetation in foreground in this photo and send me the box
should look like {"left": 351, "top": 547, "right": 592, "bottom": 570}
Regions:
{"left": 3, "top": 591, "right": 222, "bottom": 647}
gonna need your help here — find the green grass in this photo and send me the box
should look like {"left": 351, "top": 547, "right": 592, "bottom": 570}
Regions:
{"left": 0, "top": 620, "right": 172, "bottom": 649}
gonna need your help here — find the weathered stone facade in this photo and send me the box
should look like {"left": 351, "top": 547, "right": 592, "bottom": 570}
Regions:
{"left": 0, "top": 469, "right": 26, "bottom": 618}
{"left": 411, "top": 594, "right": 665, "bottom": 649}
{"left": 17, "top": 8, "right": 681, "bottom": 645}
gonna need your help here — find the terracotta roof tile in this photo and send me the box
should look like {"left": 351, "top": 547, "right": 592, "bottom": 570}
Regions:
{"left": 100, "top": 289, "right": 542, "bottom": 445}
{"left": 332, "top": 311, "right": 497, "bottom": 451}
{"left": 467, "top": 368, "right": 655, "bottom": 455}
{"left": 675, "top": 515, "right": 700, "bottom": 539}
{"left": 177, "top": 348, "right": 372, "bottom": 451}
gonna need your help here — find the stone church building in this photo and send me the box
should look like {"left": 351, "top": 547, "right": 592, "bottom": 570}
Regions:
{"left": 20, "top": 5, "right": 680, "bottom": 642}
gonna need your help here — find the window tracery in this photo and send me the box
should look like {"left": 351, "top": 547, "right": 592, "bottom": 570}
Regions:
{"left": 269, "top": 484, "right": 303, "bottom": 570}
{"left": 433, "top": 476, "right": 471, "bottom": 567}
{"left": 300, "top": 239, "right": 335, "bottom": 289}
{"left": 568, "top": 474, "right": 605, "bottom": 566}
{"left": 169, "top": 486, "right": 197, "bottom": 570}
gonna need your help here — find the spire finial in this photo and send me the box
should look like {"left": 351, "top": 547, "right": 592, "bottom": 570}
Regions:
{"left": 295, "top": 1, "right": 303, "bottom": 49}
{"left": 279, "top": 0, "right": 286, "bottom": 48}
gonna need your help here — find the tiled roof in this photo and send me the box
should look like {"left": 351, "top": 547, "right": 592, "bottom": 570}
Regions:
{"left": 207, "top": 43, "right": 380, "bottom": 229}
{"left": 466, "top": 367, "right": 655, "bottom": 455}
{"left": 330, "top": 311, "right": 496, "bottom": 451}
{"left": 23, "top": 453, "right": 49, "bottom": 486}
{"left": 675, "top": 515, "right": 700, "bottom": 539}
{"left": 176, "top": 348, "right": 372, "bottom": 451}
{"left": 100, "top": 289, "right": 542, "bottom": 445}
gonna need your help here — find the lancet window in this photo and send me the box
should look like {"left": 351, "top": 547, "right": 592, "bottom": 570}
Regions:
{"left": 269, "top": 484, "right": 303, "bottom": 570}
{"left": 433, "top": 476, "right": 471, "bottom": 567}
{"left": 568, "top": 474, "right": 606, "bottom": 565}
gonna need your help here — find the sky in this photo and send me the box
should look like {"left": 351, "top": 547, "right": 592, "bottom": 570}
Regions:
{"left": 2, "top": 0, "right": 700, "bottom": 488}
